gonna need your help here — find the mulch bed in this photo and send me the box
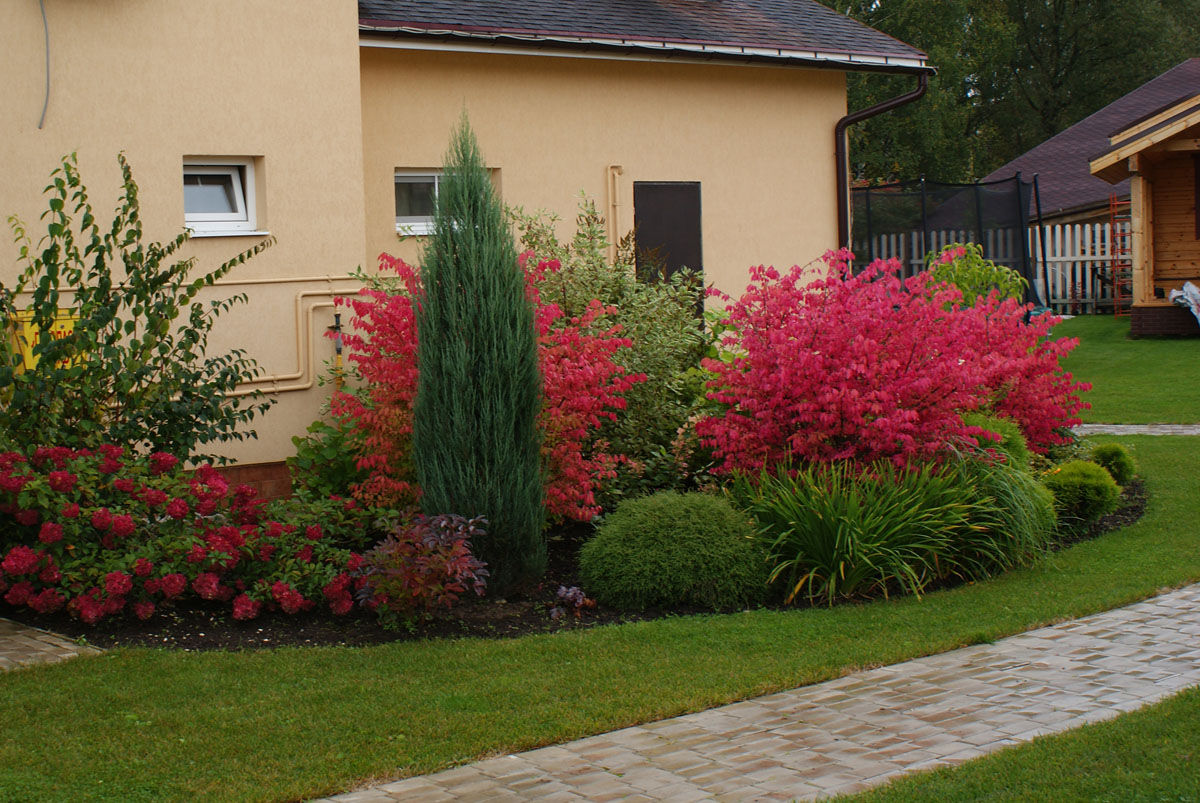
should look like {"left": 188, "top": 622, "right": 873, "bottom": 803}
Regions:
{"left": 3, "top": 481, "right": 1148, "bottom": 652}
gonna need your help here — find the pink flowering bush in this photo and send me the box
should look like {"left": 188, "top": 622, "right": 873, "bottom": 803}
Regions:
{"left": 333, "top": 253, "right": 643, "bottom": 523}
{"left": 698, "top": 250, "right": 1088, "bottom": 474}
{"left": 0, "top": 444, "right": 384, "bottom": 624}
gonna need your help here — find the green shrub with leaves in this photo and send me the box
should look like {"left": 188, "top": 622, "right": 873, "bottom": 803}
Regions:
{"left": 413, "top": 119, "right": 544, "bottom": 592}
{"left": 1042, "top": 459, "right": 1121, "bottom": 527}
{"left": 963, "top": 412, "right": 1031, "bottom": 468}
{"left": 512, "top": 199, "right": 709, "bottom": 503}
{"left": 286, "top": 418, "right": 367, "bottom": 500}
{"left": 927, "top": 242, "right": 1028, "bottom": 306}
{"left": 578, "top": 491, "right": 767, "bottom": 611}
{"left": 1090, "top": 442, "right": 1137, "bottom": 486}
{"left": 729, "top": 461, "right": 999, "bottom": 606}
{"left": 1, "top": 153, "right": 272, "bottom": 458}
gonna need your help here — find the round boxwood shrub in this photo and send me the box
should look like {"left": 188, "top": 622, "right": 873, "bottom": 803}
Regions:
{"left": 963, "top": 412, "right": 1030, "bottom": 468}
{"left": 1090, "top": 442, "right": 1137, "bottom": 486}
{"left": 579, "top": 491, "right": 768, "bottom": 611}
{"left": 1042, "top": 459, "right": 1121, "bottom": 526}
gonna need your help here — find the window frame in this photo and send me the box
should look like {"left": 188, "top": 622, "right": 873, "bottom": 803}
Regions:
{"left": 183, "top": 158, "right": 258, "bottom": 236}
{"left": 394, "top": 170, "right": 441, "bottom": 236}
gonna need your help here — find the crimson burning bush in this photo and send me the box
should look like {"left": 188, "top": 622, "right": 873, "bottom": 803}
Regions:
{"left": 698, "top": 249, "right": 1088, "bottom": 474}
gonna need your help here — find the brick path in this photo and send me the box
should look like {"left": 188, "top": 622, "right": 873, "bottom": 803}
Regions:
{"left": 1074, "top": 423, "right": 1200, "bottom": 435}
{"left": 322, "top": 583, "right": 1200, "bottom": 802}
{"left": 0, "top": 617, "right": 99, "bottom": 671}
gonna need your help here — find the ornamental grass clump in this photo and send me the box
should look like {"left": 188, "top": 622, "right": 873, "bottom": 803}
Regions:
{"left": 578, "top": 491, "right": 767, "bottom": 611}
{"left": 728, "top": 462, "right": 987, "bottom": 606}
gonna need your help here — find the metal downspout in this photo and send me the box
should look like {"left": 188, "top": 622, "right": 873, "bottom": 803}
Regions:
{"left": 835, "top": 72, "right": 929, "bottom": 250}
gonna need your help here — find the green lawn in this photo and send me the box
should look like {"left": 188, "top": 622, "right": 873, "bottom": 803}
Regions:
{"left": 2, "top": 435, "right": 1199, "bottom": 802}
{"left": 850, "top": 685, "right": 1200, "bottom": 802}
{"left": 1055, "top": 314, "right": 1200, "bottom": 423}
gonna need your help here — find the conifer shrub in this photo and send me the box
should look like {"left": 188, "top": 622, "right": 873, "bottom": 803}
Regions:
{"left": 1090, "top": 442, "right": 1137, "bottom": 486}
{"left": 1042, "top": 459, "right": 1121, "bottom": 527}
{"left": 412, "top": 119, "right": 544, "bottom": 592}
{"left": 578, "top": 491, "right": 767, "bottom": 611}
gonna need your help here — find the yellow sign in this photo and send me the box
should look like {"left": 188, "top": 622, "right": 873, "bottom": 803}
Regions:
{"left": 6, "top": 310, "right": 79, "bottom": 372}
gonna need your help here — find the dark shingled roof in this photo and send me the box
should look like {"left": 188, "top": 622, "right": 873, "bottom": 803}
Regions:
{"left": 358, "top": 0, "right": 928, "bottom": 71}
{"left": 983, "top": 59, "right": 1200, "bottom": 219}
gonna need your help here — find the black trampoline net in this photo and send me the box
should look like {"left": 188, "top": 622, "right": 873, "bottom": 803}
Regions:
{"left": 851, "top": 175, "right": 1045, "bottom": 305}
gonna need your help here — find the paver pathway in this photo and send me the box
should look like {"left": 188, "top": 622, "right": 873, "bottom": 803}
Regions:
{"left": 0, "top": 617, "right": 99, "bottom": 671}
{"left": 322, "top": 583, "right": 1200, "bottom": 802}
{"left": 1074, "top": 423, "right": 1200, "bottom": 435}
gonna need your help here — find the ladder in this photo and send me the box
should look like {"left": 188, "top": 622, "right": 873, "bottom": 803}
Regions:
{"left": 1108, "top": 194, "right": 1133, "bottom": 317}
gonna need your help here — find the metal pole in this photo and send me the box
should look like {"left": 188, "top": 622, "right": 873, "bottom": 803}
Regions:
{"left": 1033, "top": 174, "right": 1049, "bottom": 309}
{"left": 919, "top": 174, "right": 929, "bottom": 263}
{"left": 1013, "top": 172, "right": 1032, "bottom": 304}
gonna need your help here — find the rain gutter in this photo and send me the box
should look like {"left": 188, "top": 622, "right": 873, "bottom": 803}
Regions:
{"left": 836, "top": 72, "right": 930, "bottom": 249}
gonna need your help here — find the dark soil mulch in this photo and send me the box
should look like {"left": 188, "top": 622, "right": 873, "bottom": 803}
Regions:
{"left": 3, "top": 481, "right": 1149, "bottom": 652}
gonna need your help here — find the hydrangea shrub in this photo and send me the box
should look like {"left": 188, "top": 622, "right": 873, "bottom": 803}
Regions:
{"left": 0, "top": 445, "right": 374, "bottom": 623}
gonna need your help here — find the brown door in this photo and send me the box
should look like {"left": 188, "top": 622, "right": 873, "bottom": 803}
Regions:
{"left": 633, "top": 181, "right": 702, "bottom": 284}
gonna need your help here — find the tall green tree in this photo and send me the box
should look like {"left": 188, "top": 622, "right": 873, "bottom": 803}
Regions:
{"left": 412, "top": 118, "right": 545, "bottom": 592}
{"left": 823, "top": 0, "right": 1200, "bottom": 183}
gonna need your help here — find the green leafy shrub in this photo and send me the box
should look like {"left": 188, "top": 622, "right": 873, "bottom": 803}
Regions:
{"left": 1090, "top": 442, "right": 1137, "bottom": 486}
{"left": 729, "top": 462, "right": 995, "bottom": 606}
{"left": 1042, "top": 459, "right": 1121, "bottom": 526}
{"left": 1, "top": 154, "right": 273, "bottom": 458}
{"left": 513, "top": 199, "right": 709, "bottom": 503}
{"left": 413, "top": 119, "right": 543, "bottom": 592}
{"left": 286, "top": 418, "right": 367, "bottom": 500}
{"left": 926, "top": 242, "right": 1028, "bottom": 306}
{"left": 578, "top": 491, "right": 767, "bottom": 611}
{"left": 963, "top": 412, "right": 1031, "bottom": 468}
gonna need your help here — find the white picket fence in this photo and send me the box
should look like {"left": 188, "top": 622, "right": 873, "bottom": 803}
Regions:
{"left": 854, "top": 222, "right": 1121, "bottom": 314}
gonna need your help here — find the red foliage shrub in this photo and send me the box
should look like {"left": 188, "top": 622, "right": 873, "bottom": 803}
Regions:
{"left": 697, "top": 250, "right": 1088, "bottom": 473}
{"left": 333, "top": 253, "right": 643, "bottom": 522}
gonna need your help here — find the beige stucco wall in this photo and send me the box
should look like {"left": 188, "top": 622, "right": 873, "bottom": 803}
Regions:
{"left": 0, "top": 0, "right": 366, "bottom": 464}
{"left": 360, "top": 46, "right": 846, "bottom": 295}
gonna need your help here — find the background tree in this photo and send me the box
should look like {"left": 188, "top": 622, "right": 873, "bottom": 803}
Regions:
{"left": 412, "top": 118, "right": 544, "bottom": 592}
{"left": 822, "top": 0, "right": 1200, "bottom": 183}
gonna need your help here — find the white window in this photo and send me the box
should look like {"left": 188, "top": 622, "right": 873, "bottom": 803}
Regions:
{"left": 183, "top": 158, "right": 259, "bottom": 235}
{"left": 395, "top": 171, "right": 440, "bottom": 235}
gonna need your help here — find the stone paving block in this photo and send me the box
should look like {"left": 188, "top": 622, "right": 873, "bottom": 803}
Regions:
{"left": 322, "top": 583, "right": 1200, "bottom": 802}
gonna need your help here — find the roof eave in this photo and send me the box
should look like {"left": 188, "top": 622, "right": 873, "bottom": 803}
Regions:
{"left": 358, "top": 24, "right": 933, "bottom": 74}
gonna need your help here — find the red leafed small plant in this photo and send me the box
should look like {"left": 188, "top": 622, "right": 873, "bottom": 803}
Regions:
{"left": 355, "top": 514, "right": 489, "bottom": 629}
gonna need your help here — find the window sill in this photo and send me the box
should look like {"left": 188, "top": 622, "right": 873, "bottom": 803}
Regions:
{"left": 188, "top": 229, "right": 271, "bottom": 239}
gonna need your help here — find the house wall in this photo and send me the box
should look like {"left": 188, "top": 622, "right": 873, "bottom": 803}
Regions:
{"left": 359, "top": 46, "right": 846, "bottom": 295}
{"left": 0, "top": 0, "right": 367, "bottom": 464}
